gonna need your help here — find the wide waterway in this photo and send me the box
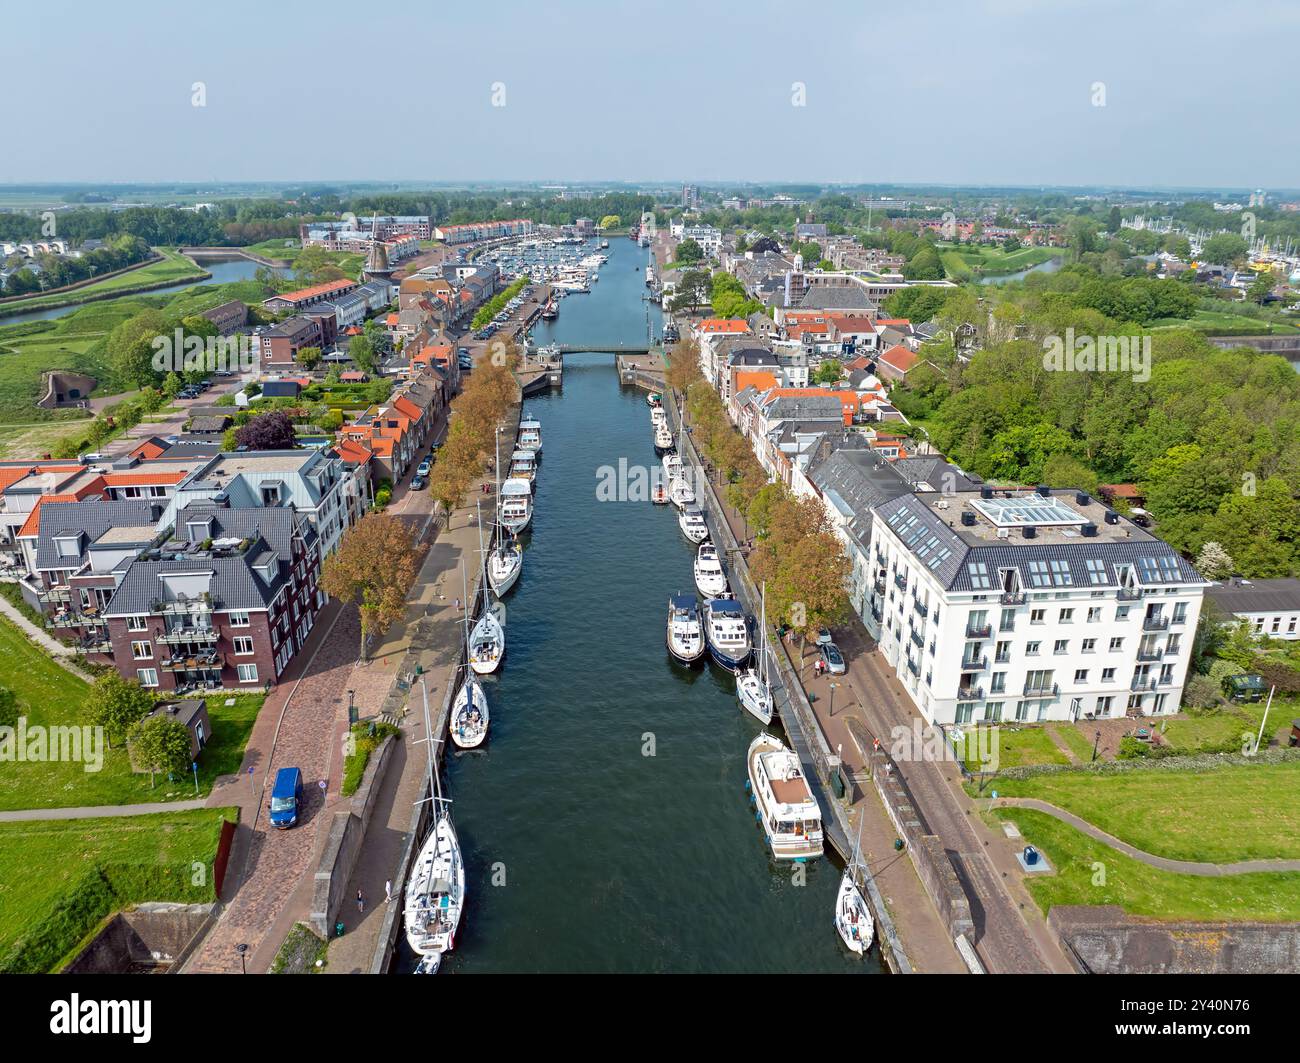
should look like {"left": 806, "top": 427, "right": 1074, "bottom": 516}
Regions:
{"left": 429, "top": 237, "right": 876, "bottom": 973}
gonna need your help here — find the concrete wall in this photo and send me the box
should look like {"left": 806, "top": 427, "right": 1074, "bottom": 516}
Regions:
{"left": 309, "top": 734, "right": 395, "bottom": 937}
{"left": 871, "top": 753, "right": 974, "bottom": 942}
{"left": 1051, "top": 906, "right": 1300, "bottom": 974}
{"left": 64, "top": 903, "right": 215, "bottom": 973}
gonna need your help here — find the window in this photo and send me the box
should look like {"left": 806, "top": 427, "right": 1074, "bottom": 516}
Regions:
{"left": 236, "top": 663, "right": 259, "bottom": 684}
{"left": 1000, "top": 609, "right": 1016, "bottom": 632}
{"left": 1172, "top": 602, "right": 1188, "bottom": 624}
{"left": 1026, "top": 641, "right": 1041, "bottom": 655}
{"left": 1153, "top": 693, "right": 1169, "bottom": 714}
{"left": 983, "top": 702, "right": 1003, "bottom": 722}
{"left": 1084, "top": 558, "right": 1107, "bottom": 585}
{"left": 1030, "top": 608, "right": 1045, "bottom": 624}
{"left": 234, "top": 636, "right": 255, "bottom": 656}
{"left": 967, "top": 562, "right": 992, "bottom": 590}
{"left": 131, "top": 641, "right": 152, "bottom": 661}
{"left": 1116, "top": 606, "right": 1130, "bottom": 621}
{"left": 991, "top": 672, "right": 1006, "bottom": 694}
{"left": 955, "top": 704, "right": 974, "bottom": 724}
{"left": 1074, "top": 669, "right": 1088, "bottom": 683}
{"left": 1096, "top": 695, "right": 1114, "bottom": 715}
{"left": 1102, "top": 667, "right": 1116, "bottom": 682}
{"left": 127, "top": 615, "right": 148, "bottom": 632}
{"left": 1081, "top": 638, "right": 1097, "bottom": 653}
{"left": 137, "top": 668, "right": 159, "bottom": 688}
{"left": 995, "top": 641, "right": 1011, "bottom": 663}
{"left": 1053, "top": 639, "right": 1069, "bottom": 654}
{"left": 229, "top": 611, "right": 250, "bottom": 627}
{"left": 1049, "top": 559, "right": 1072, "bottom": 585}
{"left": 1059, "top": 608, "right": 1074, "bottom": 624}
{"left": 1087, "top": 606, "right": 1102, "bottom": 623}
{"left": 1027, "top": 560, "right": 1052, "bottom": 587}
{"left": 1109, "top": 637, "right": 1124, "bottom": 652}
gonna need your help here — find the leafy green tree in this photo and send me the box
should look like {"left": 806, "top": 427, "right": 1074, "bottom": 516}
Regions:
{"left": 130, "top": 714, "right": 193, "bottom": 785}
{"left": 107, "top": 309, "right": 168, "bottom": 388}
{"left": 349, "top": 334, "right": 376, "bottom": 375}
{"left": 675, "top": 238, "right": 704, "bottom": 264}
{"left": 298, "top": 346, "right": 322, "bottom": 371}
{"left": 86, "top": 673, "right": 153, "bottom": 749}
{"left": 1201, "top": 232, "right": 1248, "bottom": 266}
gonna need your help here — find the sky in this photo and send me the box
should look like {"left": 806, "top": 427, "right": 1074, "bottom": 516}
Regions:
{"left": 3, "top": 0, "right": 1298, "bottom": 189}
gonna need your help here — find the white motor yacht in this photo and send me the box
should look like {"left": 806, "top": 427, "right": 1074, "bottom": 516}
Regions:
{"left": 498, "top": 478, "right": 533, "bottom": 533}
{"left": 678, "top": 506, "right": 708, "bottom": 543}
{"left": 747, "top": 732, "right": 824, "bottom": 860}
{"left": 693, "top": 542, "right": 728, "bottom": 599}
{"left": 669, "top": 476, "right": 695, "bottom": 510}
{"left": 703, "top": 594, "right": 751, "bottom": 672}
{"left": 666, "top": 593, "right": 705, "bottom": 664}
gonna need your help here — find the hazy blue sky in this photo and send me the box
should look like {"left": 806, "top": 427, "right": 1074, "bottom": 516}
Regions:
{"left": 3, "top": 0, "right": 1297, "bottom": 188}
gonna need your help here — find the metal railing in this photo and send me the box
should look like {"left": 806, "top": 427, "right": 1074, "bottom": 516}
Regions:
{"left": 965, "top": 622, "right": 992, "bottom": 639}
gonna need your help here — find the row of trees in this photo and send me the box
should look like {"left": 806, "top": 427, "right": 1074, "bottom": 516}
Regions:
{"left": 85, "top": 674, "right": 192, "bottom": 781}
{"left": 667, "top": 339, "right": 851, "bottom": 639}
{"left": 427, "top": 342, "right": 521, "bottom": 513}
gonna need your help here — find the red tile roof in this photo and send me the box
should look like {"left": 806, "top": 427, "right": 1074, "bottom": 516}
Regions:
{"left": 878, "top": 344, "right": 918, "bottom": 373}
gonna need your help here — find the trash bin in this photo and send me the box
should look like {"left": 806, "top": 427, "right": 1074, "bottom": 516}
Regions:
{"left": 1023, "top": 845, "right": 1039, "bottom": 866}
{"left": 830, "top": 768, "right": 846, "bottom": 799}
{"left": 334, "top": 921, "right": 345, "bottom": 938}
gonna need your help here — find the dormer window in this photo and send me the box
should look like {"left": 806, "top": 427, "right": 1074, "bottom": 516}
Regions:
{"left": 54, "top": 534, "right": 80, "bottom": 559}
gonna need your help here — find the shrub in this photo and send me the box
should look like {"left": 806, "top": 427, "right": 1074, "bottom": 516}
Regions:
{"left": 1182, "top": 674, "right": 1222, "bottom": 710}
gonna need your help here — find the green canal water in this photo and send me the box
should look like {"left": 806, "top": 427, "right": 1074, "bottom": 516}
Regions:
{"left": 435, "top": 239, "right": 877, "bottom": 973}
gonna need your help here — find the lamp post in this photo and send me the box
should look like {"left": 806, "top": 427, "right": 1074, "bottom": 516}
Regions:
{"left": 347, "top": 689, "right": 357, "bottom": 726}
{"left": 1091, "top": 729, "right": 1102, "bottom": 763}
{"left": 235, "top": 942, "right": 248, "bottom": 975}
{"left": 828, "top": 682, "right": 840, "bottom": 718}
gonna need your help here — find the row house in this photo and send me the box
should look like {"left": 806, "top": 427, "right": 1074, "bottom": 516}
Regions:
{"left": 261, "top": 316, "right": 329, "bottom": 371}
{"left": 102, "top": 504, "right": 325, "bottom": 693}
{"left": 432, "top": 219, "right": 533, "bottom": 244}
{"left": 262, "top": 278, "right": 358, "bottom": 315}
{"left": 339, "top": 369, "right": 444, "bottom": 485}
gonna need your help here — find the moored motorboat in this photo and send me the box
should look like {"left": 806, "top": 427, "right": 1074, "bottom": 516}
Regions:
{"left": 679, "top": 506, "right": 708, "bottom": 543}
{"left": 498, "top": 478, "right": 533, "bottom": 533}
{"left": 509, "top": 449, "right": 537, "bottom": 485}
{"left": 666, "top": 593, "right": 705, "bottom": 664}
{"left": 704, "top": 594, "right": 751, "bottom": 671}
{"left": 651, "top": 480, "right": 670, "bottom": 505}
{"left": 693, "top": 542, "right": 728, "bottom": 599}
{"left": 746, "top": 731, "right": 824, "bottom": 860}
{"left": 647, "top": 392, "right": 662, "bottom": 408}
{"left": 650, "top": 406, "right": 667, "bottom": 429}
{"left": 653, "top": 423, "right": 674, "bottom": 455}
{"left": 517, "top": 416, "right": 542, "bottom": 455}
{"left": 662, "top": 451, "right": 683, "bottom": 482}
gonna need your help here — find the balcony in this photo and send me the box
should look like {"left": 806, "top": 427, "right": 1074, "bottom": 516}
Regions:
{"left": 909, "top": 628, "right": 924, "bottom": 649}
{"left": 999, "top": 591, "right": 1027, "bottom": 606}
{"left": 1142, "top": 614, "right": 1170, "bottom": 632}
{"left": 38, "top": 587, "right": 72, "bottom": 605}
{"left": 1136, "top": 648, "right": 1163, "bottom": 663}
{"left": 912, "top": 598, "right": 928, "bottom": 620}
{"left": 161, "top": 650, "right": 223, "bottom": 671}
{"left": 870, "top": 604, "right": 882, "bottom": 624}
{"left": 1130, "top": 675, "right": 1157, "bottom": 693}
{"left": 873, "top": 578, "right": 886, "bottom": 596}
{"left": 893, "top": 572, "right": 908, "bottom": 593}
{"left": 957, "top": 685, "right": 984, "bottom": 701}
{"left": 1023, "top": 681, "right": 1060, "bottom": 698}
{"left": 961, "top": 656, "right": 989, "bottom": 671}
{"left": 158, "top": 626, "right": 219, "bottom": 645}
{"left": 1117, "top": 587, "right": 1142, "bottom": 602}
{"left": 906, "top": 656, "right": 920, "bottom": 678}
{"left": 965, "top": 622, "right": 992, "bottom": 639}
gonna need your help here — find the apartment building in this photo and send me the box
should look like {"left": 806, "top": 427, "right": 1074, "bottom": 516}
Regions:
{"left": 102, "top": 504, "right": 324, "bottom": 693}
{"left": 866, "top": 486, "right": 1206, "bottom": 726}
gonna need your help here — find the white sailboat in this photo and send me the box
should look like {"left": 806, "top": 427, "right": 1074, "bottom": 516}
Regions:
{"left": 669, "top": 476, "right": 695, "bottom": 510}
{"left": 693, "top": 541, "right": 728, "bottom": 599}
{"left": 835, "top": 819, "right": 874, "bottom": 955}
{"left": 404, "top": 680, "right": 465, "bottom": 969}
{"left": 487, "top": 534, "right": 522, "bottom": 595}
{"left": 468, "top": 609, "right": 504, "bottom": 676}
{"left": 453, "top": 569, "right": 492, "bottom": 741}
{"left": 662, "top": 451, "right": 683, "bottom": 483}
{"left": 495, "top": 429, "right": 533, "bottom": 534}
{"left": 736, "top": 583, "right": 774, "bottom": 725}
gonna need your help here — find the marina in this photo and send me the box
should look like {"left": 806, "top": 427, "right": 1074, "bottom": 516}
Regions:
{"left": 401, "top": 237, "right": 873, "bottom": 973}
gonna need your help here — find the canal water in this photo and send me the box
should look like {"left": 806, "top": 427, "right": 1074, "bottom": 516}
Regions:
{"left": 0, "top": 255, "right": 280, "bottom": 327}
{"left": 438, "top": 238, "right": 875, "bottom": 973}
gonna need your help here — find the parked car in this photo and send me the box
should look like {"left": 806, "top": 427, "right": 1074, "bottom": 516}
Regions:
{"left": 416, "top": 458, "right": 432, "bottom": 477}
{"left": 410, "top": 475, "right": 427, "bottom": 491}
{"left": 269, "top": 767, "right": 303, "bottom": 829}
{"left": 816, "top": 627, "right": 833, "bottom": 646}
{"left": 819, "top": 643, "right": 847, "bottom": 675}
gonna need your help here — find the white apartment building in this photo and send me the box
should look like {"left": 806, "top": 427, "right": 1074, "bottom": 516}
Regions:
{"left": 680, "top": 225, "right": 722, "bottom": 257}
{"left": 866, "top": 486, "right": 1207, "bottom": 726}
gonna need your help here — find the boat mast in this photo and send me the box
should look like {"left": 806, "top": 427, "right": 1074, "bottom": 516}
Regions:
{"left": 759, "top": 581, "right": 767, "bottom": 686}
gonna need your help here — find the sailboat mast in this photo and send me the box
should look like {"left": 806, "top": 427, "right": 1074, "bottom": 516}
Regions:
{"left": 421, "top": 678, "right": 438, "bottom": 804}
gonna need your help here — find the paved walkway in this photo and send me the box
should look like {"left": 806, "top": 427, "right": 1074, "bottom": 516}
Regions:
{"left": 0, "top": 799, "right": 206, "bottom": 822}
{"left": 993, "top": 798, "right": 1300, "bottom": 876}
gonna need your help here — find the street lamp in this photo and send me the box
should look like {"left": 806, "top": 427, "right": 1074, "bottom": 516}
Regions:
{"left": 235, "top": 942, "right": 248, "bottom": 975}
{"left": 347, "top": 689, "right": 357, "bottom": 726}
{"left": 1091, "top": 729, "right": 1102, "bottom": 763}
{"left": 828, "top": 682, "right": 840, "bottom": 717}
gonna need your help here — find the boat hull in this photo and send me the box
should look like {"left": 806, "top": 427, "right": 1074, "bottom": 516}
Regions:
{"left": 706, "top": 639, "right": 751, "bottom": 673}
{"left": 835, "top": 872, "right": 874, "bottom": 955}
{"left": 487, "top": 553, "right": 522, "bottom": 596}
{"left": 667, "top": 627, "right": 706, "bottom": 664}
{"left": 736, "top": 670, "right": 774, "bottom": 724}
{"left": 450, "top": 680, "right": 489, "bottom": 748}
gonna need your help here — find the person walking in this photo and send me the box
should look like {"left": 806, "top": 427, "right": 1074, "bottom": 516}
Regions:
{"left": 356, "top": 888, "right": 365, "bottom": 914}
{"left": 385, "top": 880, "right": 393, "bottom": 904}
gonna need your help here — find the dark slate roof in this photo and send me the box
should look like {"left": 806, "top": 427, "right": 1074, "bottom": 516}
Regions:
{"left": 810, "top": 447, "right": 915, "bottom": 552}
{"left": 728, "top": 347, "right": 780, "bottom": 368}
{"left": 762, "top": 394, "right": 844, "bottom": 421}
{"left": 798, "top": 286, "right": 877, "bottom": 310}
{"left": 1206, "top": 578, "right": 1300, "bottom": 615}
{"left": 173, "top": 501, "right": 313, "bottom": 558}
{"left": 103, "top": 554, "right": 282, "bottom": 615}
{"left": 35, "top": 500, "right": 162, "bottom": 571}
{"left": 892, "top": 457, "right": 981, "bottom": 493}
{"left": 873, "top": 493, "right": 1206, "bottom": 593}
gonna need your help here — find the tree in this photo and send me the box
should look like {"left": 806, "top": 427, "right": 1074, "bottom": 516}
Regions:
{"left": 1195, "top": 541, "right": 1235, "bottom": 580}
{"left": 349, "top": 334, "right": 376, "bottom": 375}
{"left": 812, "top": 359, "right": 843, "bottom": 385}
{"left": 1247, "top": 272, "right": 1275, "bottom": 305}
{"left": 235, "top": 410, "right": 297, "bottom": 451}
{"left": 130, "top": 714, "right": 192, "bottom": 785}
{"left": 107, "top": 309, "right": 168, "bottom": 388}
{"left": 319, "top": 512, "right": 420, "bottom": 659}
{"left": 669, "top": 269, "right": 712, "bottom": 314}
{"left": 86, "top": 673, "right": 153, "bottom": 748}
{"left": 297, "top": 346, "right": 322, "bottom": 371}
{"left": 903, "top": 244, "right": 943, "bottom": 280}
{"left": 1201, "top": 232, "right": 1248, "bottom": 266}
{"left": 598, "top": 214, "right": 621, "bottom": 230}
{"left": 675, "top": 238, "right": 704, "bottom": 264}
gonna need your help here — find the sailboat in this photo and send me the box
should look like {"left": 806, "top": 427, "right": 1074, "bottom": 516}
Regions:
{"left": 453, "top": 570, "right": 492, "bottom": 742}
{"left": 487, "top": 533, "right": 522, "bottom": 595}
{"left": 465, "top": 557, "right": 503, "bottom": 676}
{"left": 404, "top": 680, "right": 465, "bottom": 970}
{"left": 736, "top": 583, "right": 774, "bottom": 725}
{"left": 835, "top": 819, "right": 874, "bottom": 955}
{"left": 669, "top": 475, "right": 695, "bottom": 510}
{"left": 662, "top": 451, "right": 683, "bottom": 482}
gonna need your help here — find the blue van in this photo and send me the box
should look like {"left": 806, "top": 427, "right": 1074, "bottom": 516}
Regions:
{"left": 269, "top": 767, "right": 303, "bottom": 829}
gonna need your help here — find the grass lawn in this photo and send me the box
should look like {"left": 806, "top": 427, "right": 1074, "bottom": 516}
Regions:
{"left": 0, "top": 615, "right": 264, "bottom": 811}
{"left": 1052, "top": 724, "right": 1097, "bottom": 762}
{"left": 987, "top": 760, "right": 1300, "bottom": 863}
{"left": 1149, "top": 309, "right": 1300, "bottom": 335}
{"left": 0, "top": 250, "right": 206, "bottom": 315}
{"left": 241, "top": 238, "right": 301, "bottom": 260}
{"left": 937, "top": 243, "right": 1057, "bottom": 279}
{"left": 1159, "top": 702, "right": 1291, "bottom": 754}
{"left": 956, "top": 725, "right": 1069, "bottom": 770}
{"left": 994, "top": 808, "right": 1300, "bottom": 922}
{"left": 0, "top": 807, "right": 235, "bottom": 972}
